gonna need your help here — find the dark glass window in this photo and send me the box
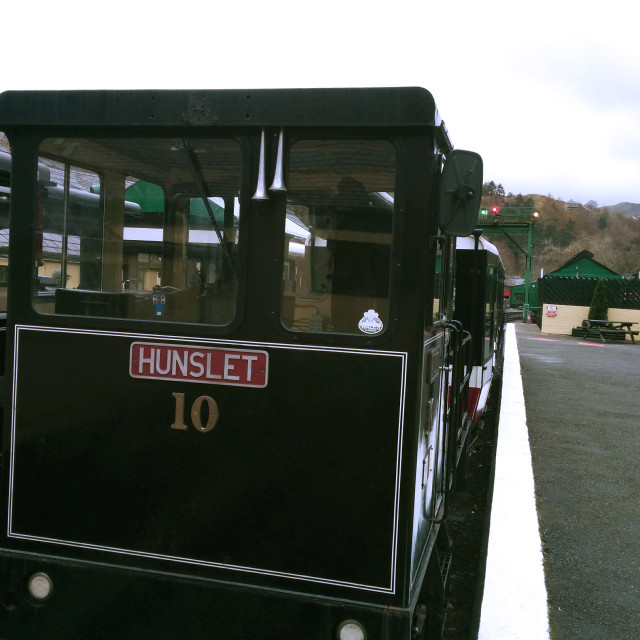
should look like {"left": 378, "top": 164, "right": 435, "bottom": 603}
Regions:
{"left": 0, "top": 133, "right": 10, "bottom": 313}
{"left": 282, "top": 140, "right": 396, "bottom": 335}
{"left": 34, "top": 138, "right": 242, "bottom": 325}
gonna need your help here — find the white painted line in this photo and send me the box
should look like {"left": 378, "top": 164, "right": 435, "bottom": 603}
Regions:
{"left": 478, "top": 324, "right": 550, "bottom": 640}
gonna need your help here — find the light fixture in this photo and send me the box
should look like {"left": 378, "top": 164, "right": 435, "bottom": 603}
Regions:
{"left": 26, "top": 572, "right": 54, "bottom": 602}
{"left": 336, "top": 619, "right": 367, "bottom": 640}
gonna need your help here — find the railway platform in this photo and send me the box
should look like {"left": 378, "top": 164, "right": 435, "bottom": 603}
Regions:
{"left": 477, "top": 323, "right": 550, "bottom": 639}
{"left": 478, "top": 321, "right": 640, "bottom": 639}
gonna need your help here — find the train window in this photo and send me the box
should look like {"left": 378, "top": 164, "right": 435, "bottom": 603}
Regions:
{"left": 432, "top": 237, "right": 444, "bottom": 324}
{"left": 484, "top": 263, "right": 496, "bottom": 359}
{"left": 281, "top": 140, "right": 395, "bottom": 335}
{"left": 0, "top": 133, "right": 9, "bottom": 314}
{"left": 33, "top": 138, "right": 242, "bottom": 325}
{"left": 433, "top": 236, "right": 455, "bottom": 325}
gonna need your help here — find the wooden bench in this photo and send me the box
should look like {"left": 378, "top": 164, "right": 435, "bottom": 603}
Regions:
{"left": 572, "top": 324, "right": 639, "bottom": 343}
{"left": 613, "top": 329, "right": 639, "bottom": 344}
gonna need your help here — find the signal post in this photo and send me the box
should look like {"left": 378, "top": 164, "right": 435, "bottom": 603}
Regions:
{"left": 477, "top": 206, "right": 539, "bottom": 320}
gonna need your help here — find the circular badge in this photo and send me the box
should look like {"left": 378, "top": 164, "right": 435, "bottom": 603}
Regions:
{"left": 358, "top": 309, "right": 384, "bottom": 334}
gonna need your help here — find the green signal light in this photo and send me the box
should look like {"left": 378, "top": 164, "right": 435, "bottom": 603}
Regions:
{"left": 480, "top": 208, "right": 488, "bottom": 216}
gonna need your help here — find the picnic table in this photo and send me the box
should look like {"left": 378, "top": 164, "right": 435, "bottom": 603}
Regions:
{"left": 577, "top": 319, "right": 639, "bottom": 343}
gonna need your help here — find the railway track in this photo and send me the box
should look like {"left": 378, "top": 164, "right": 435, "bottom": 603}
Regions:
{"left": 504, "top": 309, "right": 524, "bottom": 323}
{"left": 443, "top": 362, "right": 502, "bottom": 639}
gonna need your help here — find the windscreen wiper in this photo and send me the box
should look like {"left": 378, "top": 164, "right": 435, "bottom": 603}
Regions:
{"left": 177, "top": 140, "right": 236, "bottom": 276}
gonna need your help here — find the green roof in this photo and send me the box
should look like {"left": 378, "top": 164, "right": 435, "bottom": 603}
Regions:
{"left": 548, "top": 250, "right": 621, "bottom": 279}
{"left": 94, "top": 180, "right": 227, "bottom": 224}
{"left": 125, "top": 180, "right": 164, "bottom": 213}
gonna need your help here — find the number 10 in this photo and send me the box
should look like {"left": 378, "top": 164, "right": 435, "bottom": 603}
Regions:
{"left": 171, "top": 392, "right": 219, "bottom": 433}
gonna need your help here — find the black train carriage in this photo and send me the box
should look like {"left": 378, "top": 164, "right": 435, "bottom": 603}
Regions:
{"left": 454, "top": 235, "right": 505, "bottom": 427}
{"left": 0, "top": 88, "right": 484, "bottom": 639}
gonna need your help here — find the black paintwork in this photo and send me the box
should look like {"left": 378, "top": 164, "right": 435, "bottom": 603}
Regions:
{"left": 0, "top": 87, "right": 468, "bottom": 639}
{"left": 11, "top": 327, "right": 403, "bottom": 591}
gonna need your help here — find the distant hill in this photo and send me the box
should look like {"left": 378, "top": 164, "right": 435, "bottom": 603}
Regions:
{"left": 480, "top": 186, "right": 640, "bottom": 280}
{"left": 607, "top": 202, "right": 640, "bottom": 216}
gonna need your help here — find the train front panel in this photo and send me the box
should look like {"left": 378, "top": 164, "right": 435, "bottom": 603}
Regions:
{"left": 0, "top": 88, "right": 484, "bottom": 639}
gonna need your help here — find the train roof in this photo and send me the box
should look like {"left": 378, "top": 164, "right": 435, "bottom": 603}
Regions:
{"left": 0, "top": 88, "right": 449, "bottom": 139}
{"left": 456, "top": 235, "right": 500, "bottom": 257}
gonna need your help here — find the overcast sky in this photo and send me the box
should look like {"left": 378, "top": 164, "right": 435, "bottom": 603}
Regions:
{"left": 3, "top": 0, "right": 638, "bottom": 207}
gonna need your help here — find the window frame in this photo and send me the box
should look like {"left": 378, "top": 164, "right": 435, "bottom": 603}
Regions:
{"left": 29, "top": 133, "right": 251, "bottom": 333}
{"left": 279, "top": 134, "right": 402, "bottom": 339}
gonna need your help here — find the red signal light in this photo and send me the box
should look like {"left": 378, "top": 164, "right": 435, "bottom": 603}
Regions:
{"left": 491, "top": 206, "right": 500, "bottom": 216}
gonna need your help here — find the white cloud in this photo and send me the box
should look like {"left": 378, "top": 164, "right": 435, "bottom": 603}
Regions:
{"left": 2, "top": 0, "right": 639, "bottom": 204}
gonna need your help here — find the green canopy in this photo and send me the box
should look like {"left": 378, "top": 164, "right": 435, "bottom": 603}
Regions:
{"left": 93, "top": 180, "right": 227, "bottom": 224}
{"left": 125, "top": 180, "right": 165, "bottom": 213}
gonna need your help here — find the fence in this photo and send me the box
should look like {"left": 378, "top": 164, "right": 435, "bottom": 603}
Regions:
{"left": 537, "top": 277, "right": 640, "bottom": 336}
{"left": 538, "top": 277, "right": 640, "bottom": 310}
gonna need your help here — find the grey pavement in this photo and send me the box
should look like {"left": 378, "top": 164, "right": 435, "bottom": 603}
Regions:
{"left": 515, "top": 322, "right": 640, "bottom": 639}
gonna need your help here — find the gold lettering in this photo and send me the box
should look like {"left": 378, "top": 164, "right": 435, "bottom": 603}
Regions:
{"left": 172, "top": 392, "right": 219, "bottom": 433}
{"left": 171, "top": 392, "right": 188, "bottom": 430}
{"left": 191, "top": 395, "right": 219, "bottom": 433}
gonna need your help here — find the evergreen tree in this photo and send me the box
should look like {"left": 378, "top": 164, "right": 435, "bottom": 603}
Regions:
{"left": 588, "top": 279, "right": 609, "bottom": 321}
{"left": 482, "top": 181, "right": 496, "bottom": 196}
